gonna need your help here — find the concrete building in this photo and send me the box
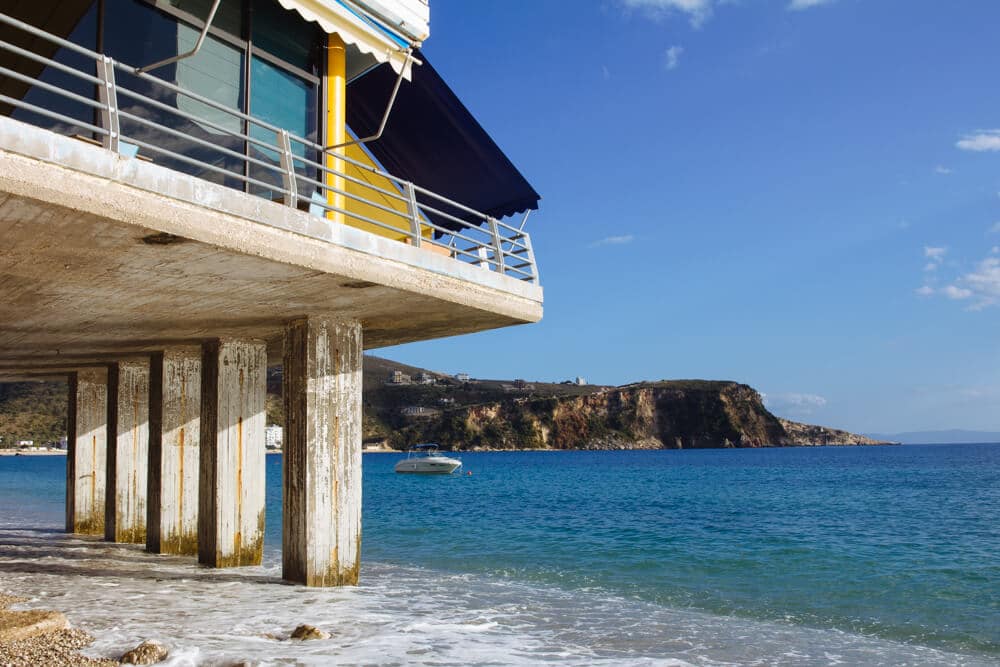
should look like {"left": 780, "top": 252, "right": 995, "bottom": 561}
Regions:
{"left": 0, "top": 0, "right": 541, "bottom": 586}
{"left": 386, "top": 370, "right": 412, "bottom": 385}
{"left": 400, "top": 405, "right": 439, "bottom": 419}
{"left": 265, "top": 425, "right": 284, "bottom": 450}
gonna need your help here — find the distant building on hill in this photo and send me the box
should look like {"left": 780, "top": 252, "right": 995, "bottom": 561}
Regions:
{"left": 573, "top": 377, "right": 587, "bottom": 385}
{"left": 415, "top": 372, "right": 436, "bottom": 384}
{"left": 400, "top": 406, "right": 440, "bottom": 419}
{"left": 386, "top": 370, "right": 412, "bottom": 385}
{"left": 265, "top": 426, "right": 283, "bottom": 450}
{"left": 455, "top": 372, "right": 470, "bottom": 382}
{"left": 362, "top": 438, "right": 392, "bottom": 451}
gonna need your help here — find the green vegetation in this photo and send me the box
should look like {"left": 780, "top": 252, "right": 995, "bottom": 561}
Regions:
{"left": 0, "top": 381, "right": 68, "bottom": 445}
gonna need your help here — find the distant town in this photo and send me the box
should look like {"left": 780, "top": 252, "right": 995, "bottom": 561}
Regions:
{"left": 0, "top": 434, "right": 67, "bottom": 454}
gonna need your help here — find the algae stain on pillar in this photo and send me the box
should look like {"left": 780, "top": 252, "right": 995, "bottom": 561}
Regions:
{"left": 67, "top": 368, "right": 108, "bottom": 535}
{"left": 199, "top": 339, "right": 266, "bottom": 568}
{"left": 105, "top": 360, "right": 150, "bottom": 544}
{"left": 148, "top": 348, "right": 201, "bottom": 556}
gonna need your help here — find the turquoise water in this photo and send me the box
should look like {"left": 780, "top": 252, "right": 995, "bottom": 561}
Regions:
{"left": 1, "top": 444, "right": 998, "bottom": 665}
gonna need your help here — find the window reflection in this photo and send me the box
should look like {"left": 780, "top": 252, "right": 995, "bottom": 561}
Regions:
{"left": 104, "top": 0, "right": 246, "bottom": 188}
{"left": 8, "top": 3, "right": 98, "bottom": 137}
{"left": 249, "top": 56, "right": 317, "bottom": 201}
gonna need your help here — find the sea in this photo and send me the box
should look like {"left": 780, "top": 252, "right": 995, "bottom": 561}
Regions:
{"left": 0, "top": 444, "right": 997, "bottom": 666}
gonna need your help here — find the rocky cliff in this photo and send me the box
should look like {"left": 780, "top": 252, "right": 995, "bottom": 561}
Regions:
{"left": 369, "top": 377, "right": 893, "bottom": 450}
{"left": 1, "top": 357, "right": 891, "bottom": 449}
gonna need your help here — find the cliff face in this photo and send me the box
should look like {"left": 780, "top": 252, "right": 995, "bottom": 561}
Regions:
{"left": 777, "top": 418, "right": 888, "bottom": 446}
{"left": 379, "top": 380, "right": 890, "bottom": 451}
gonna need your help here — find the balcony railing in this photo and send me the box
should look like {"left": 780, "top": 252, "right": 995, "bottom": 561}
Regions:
{"left": 0, "top": 12, "right": 538, "bottom": 284}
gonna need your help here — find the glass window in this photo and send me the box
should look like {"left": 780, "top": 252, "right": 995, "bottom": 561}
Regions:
{"left": 248, "top": 55, "right": 317, "bottom": 200}
{"left": 175, "top": 22, "right": 243, "bottom": 136}
{"left": 155, "top": 0, "right": 243, "bottom": 39}
{"left": 104, "top": 0, "right": 246, "bottom": 189}
{"left": 251, "top": 0, "right": 319, "bottom": 74}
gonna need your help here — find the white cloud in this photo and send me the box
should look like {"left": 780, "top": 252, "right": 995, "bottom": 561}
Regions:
{"left": 788, "top": 0, "right": 836, "bottom": 9}
{"left": 601, "top": 65, "right": 611, "bottom": 80}
{"left": 923, "top": 246, "right": 946, "bottom": 272}
{"left": 955, "top": 257, "right": 1000, "bottom": 305}
{"left": 924, "top": 246, "right": 947, "bottom": 260}
{"left": 926, "top": 256, "right": 1000, "bottom": 309}
{"left": 915, "top": 285, "right": 935, "bottom": 297}
{"left": 621, "top": 0, "right": 713, "bottom": 26}
{"left": 942, "top": 284, "right": 973, "bottom": 300}
{"left": 763, "top": 392, "right": 828, "bottom": 417}
{"left": 622, "top": 0, "right": 835, "bottom": 26}
{"left": 590, "top": 234, "right": 635, "bottom": 247}
{"left": 664, "top": 45, "right": 684, "bottom": 70}
{"left": 956, "top": 130, "right": 1000, "bottom": 152}
{"left": 934, "top": 165, "right": 953, "bottom": 175}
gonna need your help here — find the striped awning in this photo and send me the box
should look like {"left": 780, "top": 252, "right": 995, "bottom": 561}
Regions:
{"left": 274, "top": 0, "right": 427, "bottom": 78}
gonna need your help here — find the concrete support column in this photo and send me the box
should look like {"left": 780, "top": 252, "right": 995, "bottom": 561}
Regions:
{"left": 147, "top": 347, "right": 201, "bottom": 555}
{"left": 198, "top": 339, "right": 267, "bottom": 568}
{"left": 104, "top": 359, "right": 151, "bottom": 544}
{"left": 282, "top": 317, "right": 363, "bottom": 586}
{"left": 66, "top": 368, "right": 108, "bottom": 534}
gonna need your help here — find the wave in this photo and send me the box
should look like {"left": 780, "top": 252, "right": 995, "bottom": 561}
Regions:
{"left": 0, "top": 519, "right": 995, "bottom": 666}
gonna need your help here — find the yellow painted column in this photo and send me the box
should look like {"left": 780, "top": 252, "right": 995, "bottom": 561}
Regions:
{"left": 325, "top": 33, "right": 346, "bottom": 223}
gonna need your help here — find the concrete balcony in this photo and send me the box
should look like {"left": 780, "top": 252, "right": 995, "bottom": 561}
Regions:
{"left": 0, "top": 116, "right": 542, "bottom": 366}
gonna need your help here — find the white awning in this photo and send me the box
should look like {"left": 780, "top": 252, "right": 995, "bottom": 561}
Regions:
{"left": 274, "top": 0, "right": 428, "bottom": 78}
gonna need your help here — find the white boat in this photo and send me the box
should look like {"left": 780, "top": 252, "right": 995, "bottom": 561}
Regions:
{"left": 394, "top": 444, "right": 462, "bottom": 474}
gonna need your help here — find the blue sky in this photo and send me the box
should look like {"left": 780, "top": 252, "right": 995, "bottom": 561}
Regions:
{"left": 381, "top": 0, "right": 1000, "bottom": 434}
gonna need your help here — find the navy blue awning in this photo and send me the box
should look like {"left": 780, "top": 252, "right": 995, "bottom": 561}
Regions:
{"left": 346, "top": 49, "right": 540, "bottom": 231}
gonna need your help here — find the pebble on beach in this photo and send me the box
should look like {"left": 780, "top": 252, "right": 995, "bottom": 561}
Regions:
{"left": 0, "top": 591, "right": 115, "bottom": 667}
{"left": 0, "top": 627, "right": 117, "bottom": 667}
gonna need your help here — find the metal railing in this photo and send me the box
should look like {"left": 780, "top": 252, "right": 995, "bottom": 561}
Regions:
{"left": 0, "top": 12, "right": 538, "bottom": 284}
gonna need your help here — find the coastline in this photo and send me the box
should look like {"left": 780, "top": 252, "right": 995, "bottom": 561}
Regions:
{"left": 0, "top": 450, "right": 66, "bottom": 456}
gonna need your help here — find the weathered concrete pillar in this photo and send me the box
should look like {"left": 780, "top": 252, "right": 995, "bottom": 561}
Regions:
{"left": 104, "top": 359, "right": 151, "bottom": 544}
{"left": 66, "top": 368, "right": 108, "bottom": 535}
{"left": 282, "top": 317, "right": 363, "bottom": 586}
{"left": 147, "top": 347, "right": 201, "bottom": 555}
{"left": 198, "top": 339, "right": 267, "bottom": 568}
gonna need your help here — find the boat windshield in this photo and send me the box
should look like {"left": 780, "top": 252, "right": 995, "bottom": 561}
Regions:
{"left": 408, "top": 444, "right": 442, "bottom": 457}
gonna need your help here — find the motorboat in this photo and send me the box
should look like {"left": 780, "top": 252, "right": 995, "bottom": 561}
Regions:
{"left": 394, "top": 444, "right": 462, "bottom": 474}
